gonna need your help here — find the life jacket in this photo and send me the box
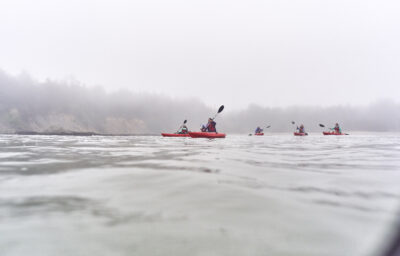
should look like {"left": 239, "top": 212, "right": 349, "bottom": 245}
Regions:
{"left": 206, "top": 121, "right": 216, "bottom": 132}
{"left": 181, "top": 127, "right": 188, "bottom": 134}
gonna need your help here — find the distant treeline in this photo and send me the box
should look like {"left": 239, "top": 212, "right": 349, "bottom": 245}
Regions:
{"left": 1, "top": 70, "right": 399, "bottom": 134}
{"left": 222, "top": 103, "right": 400, "bottom": 133}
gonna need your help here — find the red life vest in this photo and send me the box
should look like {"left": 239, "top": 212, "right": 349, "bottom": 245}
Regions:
{"left": 206, "top": 121, "right": 216, "bottom": 132}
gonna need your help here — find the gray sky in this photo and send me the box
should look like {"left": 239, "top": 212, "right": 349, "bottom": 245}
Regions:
{"left": 1, "top": 0, "right": 399, "bottom": 109}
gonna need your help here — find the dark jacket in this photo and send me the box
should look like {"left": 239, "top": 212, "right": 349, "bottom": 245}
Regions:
{"left": 206, "top": 121, "right": 217, "bottom": 132}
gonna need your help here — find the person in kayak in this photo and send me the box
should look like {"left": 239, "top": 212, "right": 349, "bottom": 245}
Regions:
{"left": 255, "top": 127, "right": 263, "bottom": 134}
{"left": 205, "top": 118, "right": 217, "bottom": 132}
{"left": 331, "top": 123, "right": 342, "bottom": 133}
{"left": 297, "top": 124, "right": 306, "bottom": 133}
{"left": 177, "top": 124, "right": 189, "bottom": 134}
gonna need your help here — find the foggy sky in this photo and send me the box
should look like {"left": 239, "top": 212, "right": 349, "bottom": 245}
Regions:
{"left": 1, "top": 0, "right": 400, "bottom": 109}
{"left": 1, "top": 70, "right": 399, "bottom": 134}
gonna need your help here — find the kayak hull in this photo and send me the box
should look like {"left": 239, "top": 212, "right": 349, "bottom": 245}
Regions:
{"left": 294, "top": 132, "right": 308, "bottom": 136}
{"left": 188, "top": 132, "right": 226, "bottom": 138}
{"left": 161, "top": 133, "right": 190, "bottom": 137}
{"left": 254, "top": 133, "right": 264, "bottom": 136}
{"left": 323, "top": 132, "right": 348, "bottom": 135}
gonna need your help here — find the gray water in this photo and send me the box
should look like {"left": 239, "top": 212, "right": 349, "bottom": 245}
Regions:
{"left": 0, "top": 134, "right": 400, "bottom": 256}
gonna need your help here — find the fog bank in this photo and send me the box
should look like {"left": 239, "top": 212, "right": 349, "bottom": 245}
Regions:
{"left": 1, "top": 70, "right": 399, "bottom": 134}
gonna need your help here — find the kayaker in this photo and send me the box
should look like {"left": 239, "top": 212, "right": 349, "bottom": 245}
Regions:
{"left": 205, "top": 118, "right": 217, "bottom": 132}
{"left": 255, "top": 127, "right": 263, "bottom": 134}
{"left": 177, "top": 124, "right": 189, "bottom": 134}
{"left": 331, "top": 123, "right": 342, "bottom": 133}
{"left": 297, "top": 124, "right": 306, "bottom": 133}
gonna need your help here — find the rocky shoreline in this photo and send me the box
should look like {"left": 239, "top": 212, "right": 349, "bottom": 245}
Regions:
{"left": 13, "top": 131, "right": 157, "bottom": 136}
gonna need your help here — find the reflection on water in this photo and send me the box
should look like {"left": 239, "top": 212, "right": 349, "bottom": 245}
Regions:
{"left": 0, "top": 134, "right": 399, "bottom": 256}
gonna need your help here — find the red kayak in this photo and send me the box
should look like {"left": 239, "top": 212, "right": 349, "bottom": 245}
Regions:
{"left": 254, "top": 133, "right": 264, "bottom": 136}
{"left": 188, "top": 132, "right": 226, "bottom": 138}
{"left": 161, "top": 133, "right": 190, "bottom": 137}
{"left": 323, "top": 131, "right": 348, "bottom": 136}
{"left": 294, "top": 132, "right": 308, "bottom": 136}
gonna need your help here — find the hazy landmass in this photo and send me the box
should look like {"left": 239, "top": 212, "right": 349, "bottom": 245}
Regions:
{"left": 1, "top": 70, "right": 399, "bottom": 134}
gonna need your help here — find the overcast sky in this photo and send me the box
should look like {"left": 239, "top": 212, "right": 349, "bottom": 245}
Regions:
{"left": 1, "top": 0, "right": 399, "bottom": 109}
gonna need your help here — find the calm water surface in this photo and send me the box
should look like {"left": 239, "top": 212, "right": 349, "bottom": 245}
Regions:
{"left": 0, "top": 134, "right": 400, "bottom": 256}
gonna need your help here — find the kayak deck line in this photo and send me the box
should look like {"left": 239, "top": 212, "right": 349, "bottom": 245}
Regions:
{"left": 188, "top": 132, "right": 226, "bottom": 138}
{"left": 294, "top": 132, "right": 308, "bottom": 136}
{"left": 322, "top": 132, "right": 349, "bottom": 136}
{"left": 161, "top": 133, "right": 190, "bottom": 137}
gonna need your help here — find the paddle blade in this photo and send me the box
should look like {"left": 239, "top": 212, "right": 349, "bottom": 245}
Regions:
{"left": 266, "top": 126, "right": 271, "bottom": 128}
{"left": 291, "top": 121, "right": 295, "bottom": 125}
{"left": 217, "top": 105, "right": 224, "bottom": 113}
{"left": 183, "top": 120, "right": 187, "bottom": 124}
{"left": 319, "top": 124, "right": 325, "bottom": 128}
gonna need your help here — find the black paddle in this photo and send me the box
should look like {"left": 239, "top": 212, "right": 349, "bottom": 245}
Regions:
{"left": 177, "top": 120, "right": 187, "bottom": 133}
{"left": 319, "top": 124, "right": 325, "bottom": 128}
{"left": 212, "top": 105, "right": 224, "bottom": 120}
{"left": 291, "top": 121, "right": 298, "bottom": 132}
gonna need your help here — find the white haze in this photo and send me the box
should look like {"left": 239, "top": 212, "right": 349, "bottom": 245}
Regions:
{"left": 1, "top": 0, "right": 400, "bottom": 109}
{"left": 1, "top": 70, "right": 399, "bottom": 134}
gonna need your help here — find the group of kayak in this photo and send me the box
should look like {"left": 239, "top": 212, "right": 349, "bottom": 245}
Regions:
{"left": 253, "top": 122, "right": 348, "bottom": 136}
{"left": 161, "top": 105, "right": 348, "bottom": 138}
{"left": 293, "top": 122, "right": 348, "bottom": 136}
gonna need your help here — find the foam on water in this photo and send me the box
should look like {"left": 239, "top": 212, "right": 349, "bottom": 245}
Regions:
{"left": 0, "top": 134, "right": 399, "bottom": 256}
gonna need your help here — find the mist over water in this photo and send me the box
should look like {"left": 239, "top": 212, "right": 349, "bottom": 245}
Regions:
{"left": 2, "top": 1, "right": 400, "bottom": 255}
{"left": 0, "top": 134, "right": 399, "bottom": 256}
{"left": 1, "top": 70, "right": 399, "bottom": 134}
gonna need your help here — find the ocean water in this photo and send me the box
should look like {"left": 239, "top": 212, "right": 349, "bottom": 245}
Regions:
{"left": 0, "top": 133, "right": 399, "bottom": 256}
